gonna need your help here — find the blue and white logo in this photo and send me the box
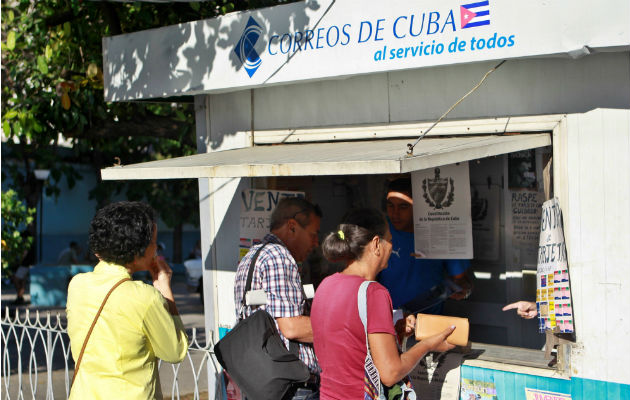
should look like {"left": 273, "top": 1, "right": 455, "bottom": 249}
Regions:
{"left": 234, "top": 17, "right": 263, "bottom": 78}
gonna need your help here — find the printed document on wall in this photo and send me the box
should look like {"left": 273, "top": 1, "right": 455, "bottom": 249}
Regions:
{"left": 411, "top": 162, "right": 473, "bottom": 259}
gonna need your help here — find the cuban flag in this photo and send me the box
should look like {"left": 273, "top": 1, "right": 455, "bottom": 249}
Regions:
{"left": 460, "top": 1, "right": 490, "bottom": 29}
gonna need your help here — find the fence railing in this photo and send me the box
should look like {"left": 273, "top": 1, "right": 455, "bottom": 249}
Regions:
{"left": 1, "top": 307, "right": 218, "bottom": 400}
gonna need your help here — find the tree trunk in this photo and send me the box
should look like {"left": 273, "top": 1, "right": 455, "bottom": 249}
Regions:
{"left": 172, "top": 223, "right": 183, "bottom": 264}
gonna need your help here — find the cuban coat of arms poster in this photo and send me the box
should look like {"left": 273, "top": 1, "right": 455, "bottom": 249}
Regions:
{"left": 411, "top": 162, "right": 473, "bottom": 259}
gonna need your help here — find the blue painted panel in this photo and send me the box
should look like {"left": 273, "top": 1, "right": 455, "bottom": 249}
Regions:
{"left": 30, "top": 265, "right": 96, "bottom": 306}
{"left": 462, "top": 366, "right": 630, "bottom": 400}
{"left": 219, "top": 327, "right": 230, "bottom": 339}
{"left": 69, "top": 265, "right": 94, "bottom": 275}
{"left": 40, "top": 231, "right": 201, "bottom": 264}
{"left": 571, "top": 377, "right": 630, "bottom": 400}
{"left": 29, "top": 266, "right": 71, "bottom": 307}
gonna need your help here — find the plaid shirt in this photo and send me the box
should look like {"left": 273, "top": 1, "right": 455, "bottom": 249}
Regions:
{"left": 234, "top": 233, "right": 320, "bottom": 374}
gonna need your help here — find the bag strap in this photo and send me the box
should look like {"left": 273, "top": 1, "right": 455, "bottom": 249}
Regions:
{"left": 359, "top": 280, "right": 384, "bottom": 400}
{"left": 242, "top": 242, "right": 268, "bottom": 311}
{"left": 72, "top": 277, "right": 130, "bottom": 385}
{"left": 358, "top": 280, "right": 374, "bottom": 353}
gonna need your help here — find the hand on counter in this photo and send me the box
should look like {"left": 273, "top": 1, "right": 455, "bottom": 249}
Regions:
{"left": 394, "top": 312, "right": 417, "bottom": 344}
{"left": 449, "top": 272, "right": 473, "bottom": 300}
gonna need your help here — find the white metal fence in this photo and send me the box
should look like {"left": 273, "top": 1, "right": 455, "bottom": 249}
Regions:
{"left": 1, "top": 307, "right": 218, "bottom": 400}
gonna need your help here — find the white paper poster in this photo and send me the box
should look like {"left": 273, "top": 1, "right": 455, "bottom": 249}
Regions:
{"left": 411, "top": 162, "right": 473, "bottom": 259}
{"left": 238, "top": 189, "right": 304, "bottom": 260}
{"left": 511, "top": 191, "right": 544, "bottom": 265}
{"left": 536, "top": 198, "right": 573, "bottom": 333}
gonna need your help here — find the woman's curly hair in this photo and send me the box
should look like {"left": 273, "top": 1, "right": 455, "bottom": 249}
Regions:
{"left": 89, "top": 201, "right": 156, "bottom": 266}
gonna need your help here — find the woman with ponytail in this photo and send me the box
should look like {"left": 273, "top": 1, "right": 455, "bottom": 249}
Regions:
{"left": 310, "top": 208, "right": 455, "bottom": 399}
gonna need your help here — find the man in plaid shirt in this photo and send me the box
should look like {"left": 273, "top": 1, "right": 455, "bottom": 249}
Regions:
{"left": 234, "top": 197, "right": 322, "bottom": 399}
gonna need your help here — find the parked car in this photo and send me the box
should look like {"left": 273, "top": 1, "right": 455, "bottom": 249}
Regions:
{"left": 183, "top": 258, "right": 203, "bottom": 304}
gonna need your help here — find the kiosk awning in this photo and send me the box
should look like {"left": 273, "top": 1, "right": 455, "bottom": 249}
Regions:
{"left": 100, "top": 133, "right": 550, "bottom": 180}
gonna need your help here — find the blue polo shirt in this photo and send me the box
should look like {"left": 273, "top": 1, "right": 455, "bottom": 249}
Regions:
{"left": 377, "top": 221, "right": 470, "bottom": 314}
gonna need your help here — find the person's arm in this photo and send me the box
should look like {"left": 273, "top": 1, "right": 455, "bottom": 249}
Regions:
{"left": 502, "top": 301, "right": 537, "bottom": 319}
{"left": 449, "top": 271, "right": 473, "bottom": 300}
{"left": 142, "top": 291, "right": 189, "bottom": 363}
{"left": 369, "top": 327, "right": 455, "bottom": 386}
{"left": 144, "top": 257, "right": 188, "bottom": 362}
{"left": 263, "top": 248, "right": 312, "bottom": 341}
{"left": 149, "top": 256, "right": 179, "bottom": 315}
{"left": 447, "top": 258, "right": 473, "bottom": 300}
{"left": 276, "top": 315, "right": 313, "bottom": 342}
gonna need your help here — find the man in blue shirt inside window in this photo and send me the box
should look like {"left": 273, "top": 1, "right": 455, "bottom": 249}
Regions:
{"left": 377, "top": 177, "right": 473, "bottom": 315}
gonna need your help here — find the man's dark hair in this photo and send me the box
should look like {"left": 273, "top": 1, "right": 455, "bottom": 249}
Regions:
{"left": 89, "top": 201, "right": 156, "bottom": 266}
{"left": 387, "top": 177, "right": 412, "bottom": 196}
{"left": 269, "top": 197, "right": 321, "bottom": 231}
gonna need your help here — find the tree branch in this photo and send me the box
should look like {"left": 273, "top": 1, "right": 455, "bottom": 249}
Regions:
{"left": 44, "top": 10, "right": 78, "bottom": 27}
{"left": 100, "top": 2, "right": 122, "bottom": 36}
{"left": 84, "top": 115, "right": 190, "bottom": 141}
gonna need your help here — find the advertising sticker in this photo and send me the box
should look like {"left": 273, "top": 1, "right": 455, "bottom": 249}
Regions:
{"left": 460, "top": 378, "right": 498, "bottom": 400}
{"left": 524, "top": 388, "right": 571, "bottom": 400}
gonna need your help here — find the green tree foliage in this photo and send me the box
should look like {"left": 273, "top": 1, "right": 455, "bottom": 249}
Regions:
{"left": 1, "top": 190, "right": 36, "bottom": 274}
{"left": 2, "top": 1, "right": 297, "bottom": 261}
{"left": 1, "top": 1, "right": 203, "bottom": 203}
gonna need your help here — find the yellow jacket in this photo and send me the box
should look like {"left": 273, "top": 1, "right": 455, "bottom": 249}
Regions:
{"left": 67, "top": 261, "right": 189, "bottom": 399}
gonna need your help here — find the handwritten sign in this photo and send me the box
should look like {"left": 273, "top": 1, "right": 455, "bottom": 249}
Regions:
{"left": 525, "top": 388, "right": 571, "bottom": 400}
{"left": 238, "top": 189, "right": 304, "bottom": 260}
{"left": 512, "top": 191, "right": 544, "bottom": 265}
{"left": 536, "top": 198, "right": 573, "bottom": 333}
{"left": 411, "top": 162, "right": 473, "bottom": 259}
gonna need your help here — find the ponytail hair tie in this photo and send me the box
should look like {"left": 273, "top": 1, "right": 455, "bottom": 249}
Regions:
{"left": 337, "top": 230, "right": 345, "bottom": 240}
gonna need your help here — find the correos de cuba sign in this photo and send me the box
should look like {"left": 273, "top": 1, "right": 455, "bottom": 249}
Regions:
{"left": 104, "top": 0, "right": 629, "bottom": 101}
{"left": 249, "top": 0, "right": 509, "bottom": 76}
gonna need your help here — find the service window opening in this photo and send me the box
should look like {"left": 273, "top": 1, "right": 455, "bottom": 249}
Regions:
{"left": 252, "top": 143, "right": 553, "bottom": 366}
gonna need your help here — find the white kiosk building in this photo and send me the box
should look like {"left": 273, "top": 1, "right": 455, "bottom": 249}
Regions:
{"left": 101, "top": 1, "right": 630, "bottom": 398}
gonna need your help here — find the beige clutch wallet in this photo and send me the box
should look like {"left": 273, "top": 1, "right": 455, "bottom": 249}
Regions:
{"left": 415, "top": 313, "right": 470, "bottom": 346}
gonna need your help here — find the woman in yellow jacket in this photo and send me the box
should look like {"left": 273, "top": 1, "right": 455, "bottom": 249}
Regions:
{"left": 67, "top": 201, "right": 189, "bottom": 399}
